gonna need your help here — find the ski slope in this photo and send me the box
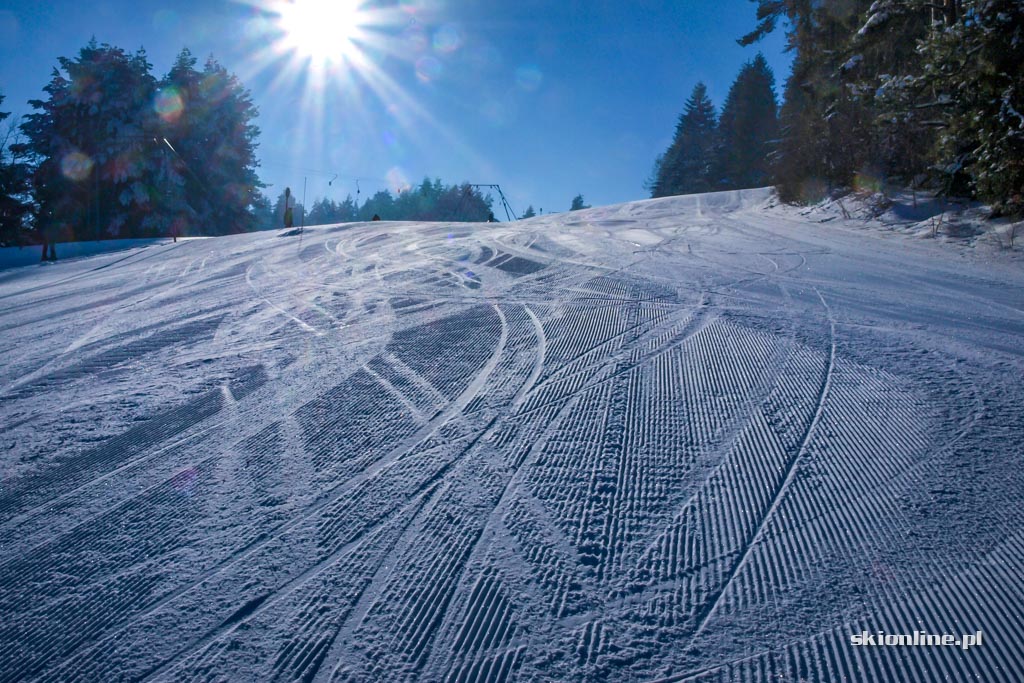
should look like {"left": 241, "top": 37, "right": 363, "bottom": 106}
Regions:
{"left": 1, "top": 189, "right": 1023, "bottom": 682}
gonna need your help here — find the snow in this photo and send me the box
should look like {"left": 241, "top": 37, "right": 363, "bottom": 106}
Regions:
{"left": 1003, "top": 89, "right": 1024, "bottom": 129}
{"left": 776, "top": 189, "right": 1024, "bottom": 253}
{"left": 0, "top": 237, "right": 199, "bottom": 271}
{"left": 858, "top": 10, "right": 890, "bottom": 36}
{"left": 1, "top": 189, "right": 1023, "bottom": 681}
{"left": 840, "top": 54, "right": 863, "bottom": 73}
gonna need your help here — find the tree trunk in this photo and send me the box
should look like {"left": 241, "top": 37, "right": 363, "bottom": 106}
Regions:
{"left": 944, "top": 0, "right": 959, "bottom": 26}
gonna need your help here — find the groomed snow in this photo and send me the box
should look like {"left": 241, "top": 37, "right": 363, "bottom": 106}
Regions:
{"left": 1, "top": 188, "right": 1022, "bottom": 682}
{"left": 0, "top": 237, "right": 182, "bottom": 271}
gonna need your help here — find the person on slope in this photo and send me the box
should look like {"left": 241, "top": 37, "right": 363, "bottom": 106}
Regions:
{"left": 284, "top": 187, "right": 294, "bottom": 229}
{"left": 40, "top": 222, "right": 57, "bottom": 262}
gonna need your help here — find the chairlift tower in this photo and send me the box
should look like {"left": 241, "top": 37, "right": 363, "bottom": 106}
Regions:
{"left": 469, "top": 184, "right": 518, "bottom": 222}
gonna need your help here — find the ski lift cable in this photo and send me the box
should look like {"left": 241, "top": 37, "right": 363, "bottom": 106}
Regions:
{"left": 258, "top": 160, "right": 388, "bottom": 185}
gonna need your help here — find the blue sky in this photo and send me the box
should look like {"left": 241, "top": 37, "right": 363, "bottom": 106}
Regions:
{"left": 0, "top": 0, "right": 791, "bottom": 218}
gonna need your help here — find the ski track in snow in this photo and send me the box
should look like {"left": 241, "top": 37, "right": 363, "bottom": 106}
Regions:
{"left": 1, "top": 189, "right": 1023, "bottom": 682}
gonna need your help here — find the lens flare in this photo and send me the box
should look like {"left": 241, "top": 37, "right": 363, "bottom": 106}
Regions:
{"left": 154, "top": 87, "right": 185, "bottom": 124}
{"left": 152, "top": 8, "right": 180, "bottom": 32}
{"left": 386, "top": 166, "right": 410, "bottom": 193}
{"left": 398, "top": 0, "right": 430, "bottom": 16}
{"left": 480, "top": 98, "right": 517, "bottom": 127}
{"left": 853, "top": 171, "right": 882, "bottom": 194}
{"left": 171, "top": 466, "right": 200, "bottom": 495}
{"left": 403, "top": 23, "right": 429, "bottom": 52}
{"left": 199, "top": 73, "right": 229, "bottom": 104}
{"left": 415, "top": 56, "right": 442, "bottom": 82}
{"left": 515, "top": 65, "right": 543, "bottom": 92}
{"left": 432, "top": 25, "right": 461, "bottom": 54}
{"left": 61, "top": 152, "right": 94, "bottom": 182}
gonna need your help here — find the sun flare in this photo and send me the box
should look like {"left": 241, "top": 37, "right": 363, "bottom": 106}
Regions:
{"left": 232, "top": 0, "right": 488, "bottom": 197}
{"left": 276, "top": 0, "right": 364, "bottom": 65}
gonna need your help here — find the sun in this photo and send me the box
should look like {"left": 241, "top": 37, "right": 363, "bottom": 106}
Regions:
{"left": 232, "top": 0, "right": 490, "bottom": 200}
{"left": 275, "top": 0, "right": 365, "bottom": 65}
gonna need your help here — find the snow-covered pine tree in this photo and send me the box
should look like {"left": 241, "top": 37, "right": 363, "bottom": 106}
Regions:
{"left": 15, "top": 67, "right": 73, "bottom": 247}
{"left": 846, "top": 0, "right": 933, "bottom": 190}
{"left": 521, "top": 205, "right": 537, "bottom": 218}
{"left": 916, "top": 0, "right": 1024, "bottom": 215}
{"left": 18, "top": 40, "right": 160, "bottom": 240}
{"left": 152, "top": 48, "right": 205, "bottom": 237}
{"left": 742, "top": 0, "right": 1023, "bottom": 213}
{"left": 650, "top": 82, "right": 718, "bottom": 198}
{"left": 194, "top": 58, "right": 262, "bottom": 234}
{"left": 160, "top": 53, "right": 262, "bottom": 235}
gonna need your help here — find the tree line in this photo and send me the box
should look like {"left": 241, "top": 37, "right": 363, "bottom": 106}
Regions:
{"left": 652, "top": 1, "right": 1022, "bottom": 218}
{"left": 265, "top": 186, "right": 596, "bottom": 228}
{"left": 649, "top": 54, "right": 779, "bottom": 198}
{"left": 270, "top": 178, "right": 497, "bottom": 227}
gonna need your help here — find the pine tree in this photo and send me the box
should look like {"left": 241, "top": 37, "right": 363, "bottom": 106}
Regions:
{"left": 847, "top": 0, "right": 933, "bottom": 189}
{"left": 350, "top": 181, "right": 493, "bottom": 222}
{"left": 521, "top": 205, "right": 537, "bottom": 218}
{"left": 307, "top": 197, "right": 326, "bottom": 225}
{"left": 360, "top": 190, "right": 394, "bottom": 221}
{"left": 570, "top": 194, "right": 589, "bottom": 211}
{"left": 18, "top": 40, "right": 160, "bottom": 240}
{"left": 175, "top": 56, "right": 262, "bottom": 234}
{"left": 154, "top": 49, "right": 204, "bottom": 237}
{"left": 0, "top": 94, "right": 31, "bottom": 246}
{"left": 741, "top": 2, "right": 875, "bottom": 201}
{"left": 773, "top": 49, "right": 833, "bottom": 202}
{"left": 336, "top": 194, "right": 358, "bottom": 222}
{"left": 251, "top": 192, "right": 274, "bottom": 230}
{"left": 916, "top": 0, "right": 1024, "bottom": 214}
{"left": 152, "top": 50, "right": 264, "bottom": 235}
{"left": 415, "top": 178, "right": 444, "bottom": 220}
{"left": 713, "top": 55, "right": 778, "bottom": 191}
{"left": 650, "top": 82, "right": 718, "bottom": 197}
{"left": 439, "top": 183, "right": 493, "bottom": 221}
{"left": 739, "top": 0, "right": 1024, "bottom": 214}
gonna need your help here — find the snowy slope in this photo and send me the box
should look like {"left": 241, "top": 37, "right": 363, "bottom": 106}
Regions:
{"left": 1, "top": 189, "right": 1023, "bottom": 682}
{"left": 0, "top": 237, "right": 180, "bottom": 271}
